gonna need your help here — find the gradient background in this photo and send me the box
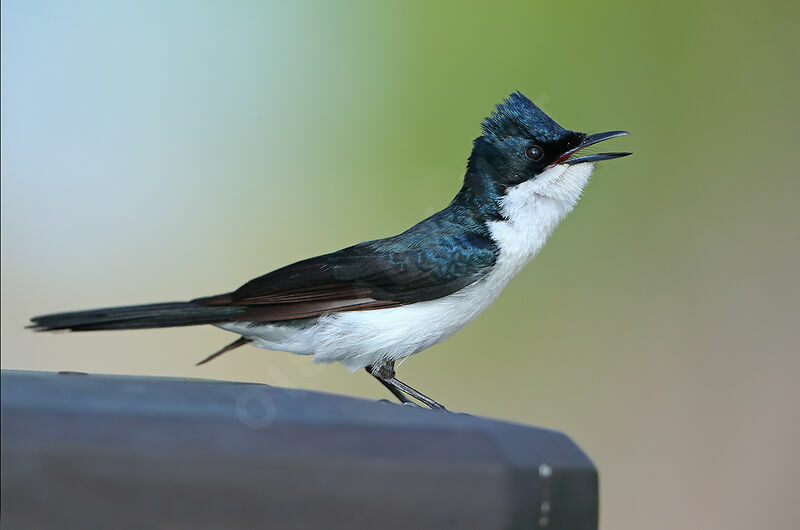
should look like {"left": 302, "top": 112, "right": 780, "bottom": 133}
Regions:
{"left": 2, "top": 1, "right": 798, "bottom": 528}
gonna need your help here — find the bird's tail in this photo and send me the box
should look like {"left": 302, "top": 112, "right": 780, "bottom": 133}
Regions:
{"left": 28, "top": 302, "right": 248, "bottom": 332}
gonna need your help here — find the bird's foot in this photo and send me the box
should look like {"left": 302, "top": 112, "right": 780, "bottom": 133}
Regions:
{"left": 366, "top": 360, "right": 448, "bottom": 411}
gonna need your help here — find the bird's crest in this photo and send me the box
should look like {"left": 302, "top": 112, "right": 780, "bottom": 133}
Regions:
{"left": 481, "top": 91, "right": 567, "bottom": 142}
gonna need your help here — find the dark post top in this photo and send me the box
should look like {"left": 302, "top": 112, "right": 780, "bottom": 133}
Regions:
{"left": 1, "top": 370, "right": 597, "bottom": 530}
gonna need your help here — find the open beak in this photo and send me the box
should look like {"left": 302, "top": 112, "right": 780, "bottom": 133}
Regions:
{"left": 560, "top": 130, "right": 632, "bottom": 166}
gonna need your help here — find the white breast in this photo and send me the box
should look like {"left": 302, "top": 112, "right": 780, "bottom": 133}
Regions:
{"left": 220, "top": 163, "right": 595, "bottom": 370}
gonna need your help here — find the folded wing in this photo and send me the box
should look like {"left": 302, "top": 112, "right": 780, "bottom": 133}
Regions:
{"left": 194, "top": 233, "right": 497, "bottom": 322}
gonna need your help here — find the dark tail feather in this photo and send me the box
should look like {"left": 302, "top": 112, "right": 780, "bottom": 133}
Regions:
{"left": 195, "top": 336, "right": 252, "bottom": 366}
{"left": 28, "top": 302, "right": 248, "bottom": 332}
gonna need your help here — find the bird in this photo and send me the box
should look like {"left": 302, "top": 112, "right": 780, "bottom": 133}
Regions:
{"left": 29, "top": 91, "right": 631, "bottom": 410}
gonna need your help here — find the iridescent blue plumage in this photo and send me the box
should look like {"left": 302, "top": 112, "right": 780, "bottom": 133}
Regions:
{"left": 219, "top": 92, "right": 581, "bottom": 308}
{"left": 481, "top": 91, "right": 568, "bottom": 142}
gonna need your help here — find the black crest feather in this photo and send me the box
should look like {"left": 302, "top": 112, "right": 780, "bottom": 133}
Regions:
{"left": 481, "top": 91, "right": 566, "bottom": 142}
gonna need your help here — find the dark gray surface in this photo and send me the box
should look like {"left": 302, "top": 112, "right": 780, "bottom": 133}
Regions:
{"left": 1, "top": 370, "right": 598, "bottom": 529}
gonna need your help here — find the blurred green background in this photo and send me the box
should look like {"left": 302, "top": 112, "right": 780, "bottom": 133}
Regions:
{"left": 2, "top": 1, "right": 798, "bottom": 528}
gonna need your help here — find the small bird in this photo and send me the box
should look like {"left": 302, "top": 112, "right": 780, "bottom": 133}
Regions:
{"left": 30, "top": 92, "right": 630, "bottom": 410}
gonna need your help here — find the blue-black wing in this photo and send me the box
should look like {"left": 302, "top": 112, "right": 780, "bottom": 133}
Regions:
{"left": 195, "top": 231, "right": 497, "bottom": 321}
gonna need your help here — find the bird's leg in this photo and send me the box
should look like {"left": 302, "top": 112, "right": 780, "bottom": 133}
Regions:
{"left": 366, "top": 365, "right": 413, "bottom": 405}
{"left": 367, "top": 360, "right": 448, "bottom": 411}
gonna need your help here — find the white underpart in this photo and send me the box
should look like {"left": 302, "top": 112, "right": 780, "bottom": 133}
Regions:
{"left": 219, "top": 162, "right": 595, "bottom": 370}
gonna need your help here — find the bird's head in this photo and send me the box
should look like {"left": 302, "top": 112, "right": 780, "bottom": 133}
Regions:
{"left": 466, "top": 92, "right": 630, "bottom": 205}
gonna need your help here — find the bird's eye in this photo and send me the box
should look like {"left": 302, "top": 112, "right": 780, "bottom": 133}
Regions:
{"left": 525, "top": 144, "right": 544, "bottom": 161}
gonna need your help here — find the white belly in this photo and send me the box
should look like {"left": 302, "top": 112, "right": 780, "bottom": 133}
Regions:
{"left": 218, "top": 266, "right": 510, "bottom": 371}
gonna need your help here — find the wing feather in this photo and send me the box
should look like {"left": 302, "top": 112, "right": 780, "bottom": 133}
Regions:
{"left": 193, "top": 233, "right": 497, "bottom": 321}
